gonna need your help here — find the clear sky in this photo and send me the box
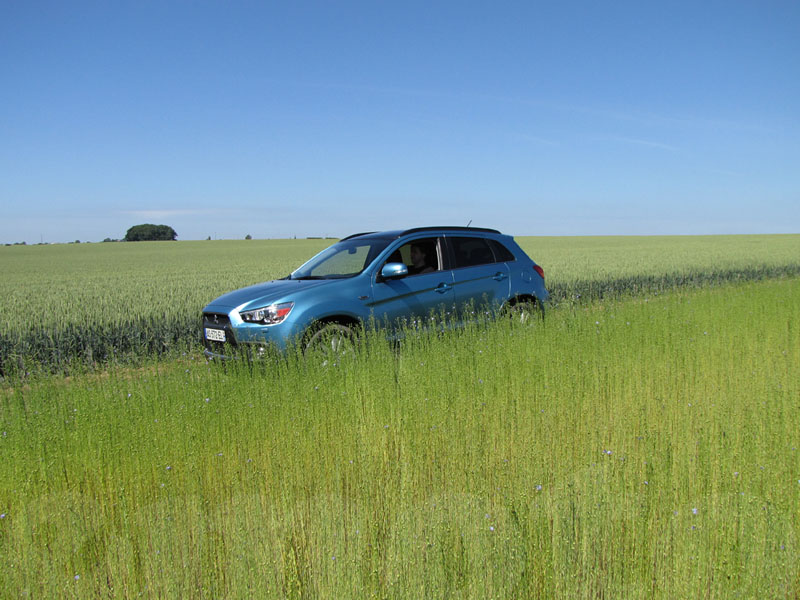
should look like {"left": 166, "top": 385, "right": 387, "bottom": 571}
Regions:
{"left": 2, "top": 1, "right": 799, "bottom": 243}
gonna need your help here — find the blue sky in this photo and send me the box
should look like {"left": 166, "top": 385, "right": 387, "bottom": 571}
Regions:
{"left": 2, "top": 1, "right": 799, "bottom": 243}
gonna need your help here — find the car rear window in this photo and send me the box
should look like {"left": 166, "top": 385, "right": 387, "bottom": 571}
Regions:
{"left": 488, "top": 239, "right": 515, "bottom": 262}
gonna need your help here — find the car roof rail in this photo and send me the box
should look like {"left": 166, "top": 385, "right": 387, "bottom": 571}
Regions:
{"left": 341, "top": 226, "right": 501, "bottom": 241}
{"left": 340, "top": 231, "right": 377, "bottom": 241}
{"left": 401, "top": 226, "right": 501, "bottom": 235}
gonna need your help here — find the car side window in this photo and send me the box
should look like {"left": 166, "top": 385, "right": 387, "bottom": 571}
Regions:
{"left": 488, "top": 239, "right": 515, "bottom": 262}
{"left": 387, "top": 237, "right": 441, "bottom": 276}
{"left": 450, "top": 237, "right": 497, "bottom": 268}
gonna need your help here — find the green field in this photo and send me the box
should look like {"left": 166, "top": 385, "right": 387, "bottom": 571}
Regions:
{"left": 1, "top": 235, "right": 798, "bottom": 374}
{"left": 1, "top": 236, "right": 799, "bottom": 597}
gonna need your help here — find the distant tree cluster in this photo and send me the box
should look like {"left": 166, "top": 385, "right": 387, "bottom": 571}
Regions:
{"left": 124, "top": 224, "right": 177, "bottom": 242}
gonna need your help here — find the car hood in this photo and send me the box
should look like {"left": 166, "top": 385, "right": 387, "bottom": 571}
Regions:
{"left": 203, "top": 278, "right": 337, "bottom": 312}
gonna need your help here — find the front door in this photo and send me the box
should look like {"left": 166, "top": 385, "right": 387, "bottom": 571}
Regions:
{"left": 369, "top": 237, "right": 455, "bottom": 329}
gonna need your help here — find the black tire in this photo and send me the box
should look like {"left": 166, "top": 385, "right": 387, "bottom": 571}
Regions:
{"left": 504, "top": 299, "right": 544, "bottom": 326}
{"left": 303, "top": 323, "right": 356, "bottom": 363}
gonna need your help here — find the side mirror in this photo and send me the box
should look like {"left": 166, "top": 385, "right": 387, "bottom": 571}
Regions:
{"left": 381, "top": 262, "right": 408, "bottom": 280}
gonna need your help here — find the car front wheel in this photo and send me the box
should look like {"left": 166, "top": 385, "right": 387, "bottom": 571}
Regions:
{"left": 303, "top": 323, "right": 356, "bottom": 363}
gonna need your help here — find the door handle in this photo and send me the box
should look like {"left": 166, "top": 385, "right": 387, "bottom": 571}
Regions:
{"left": 492, "top": 272, "right": 507, "bottom": 281}
{"left": 434, "top": 283, "right": 452, "bottom": 294}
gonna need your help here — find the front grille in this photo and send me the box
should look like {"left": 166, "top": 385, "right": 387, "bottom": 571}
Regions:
{"left": 202, "top": 312, "right": 237, "bottom": 353}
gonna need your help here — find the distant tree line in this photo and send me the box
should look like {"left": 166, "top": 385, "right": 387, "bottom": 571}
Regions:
{"left": 124, "top": 224, "right": 177, "bottom": 242}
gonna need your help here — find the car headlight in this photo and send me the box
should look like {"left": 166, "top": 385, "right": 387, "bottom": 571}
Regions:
{"left": 240, "top": 302, "right": 294, "bottom": 325}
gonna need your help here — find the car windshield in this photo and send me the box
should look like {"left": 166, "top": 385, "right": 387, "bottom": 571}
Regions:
{"left": 290, "top": 238, "right": 392, "bottom": 279}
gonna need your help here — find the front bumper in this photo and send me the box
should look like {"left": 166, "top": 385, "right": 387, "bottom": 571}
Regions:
{"left": 202, "top": 312, "right": 237, "bottom": 358}
{"left": 202, "top": 312, "right": 291, "bottom": 360}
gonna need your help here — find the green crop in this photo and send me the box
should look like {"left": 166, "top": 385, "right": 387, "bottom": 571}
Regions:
{"left": 1, "top": 234, "right": 798, "bottom": 375}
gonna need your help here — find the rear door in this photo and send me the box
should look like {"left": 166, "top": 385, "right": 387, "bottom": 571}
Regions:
{"left": 445, "top": 236, "right": 511, "bottom": 317}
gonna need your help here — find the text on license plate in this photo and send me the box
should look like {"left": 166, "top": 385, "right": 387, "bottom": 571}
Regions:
{"left": 205, "top": 328, "right": 226, "bottom": 343}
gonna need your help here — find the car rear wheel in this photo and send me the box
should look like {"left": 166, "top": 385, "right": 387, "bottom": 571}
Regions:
{"left": 504, "top": 299, "right": 544, "bottom": 325}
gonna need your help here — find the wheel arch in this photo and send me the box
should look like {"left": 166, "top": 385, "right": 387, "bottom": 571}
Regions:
{"left": 506, "top": 293, "right": 543, "bottom": 309}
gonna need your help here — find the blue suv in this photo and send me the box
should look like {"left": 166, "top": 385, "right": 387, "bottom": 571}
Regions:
{"left": 202, "top": 226, "right": 548, "bottom": 358}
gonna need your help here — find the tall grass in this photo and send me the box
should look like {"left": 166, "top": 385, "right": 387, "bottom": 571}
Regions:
{"left": 1, "top": 235, "right": 798, "bottom": 375}
{"left": 1, "top": 278, "right": 798, "bottom": 597}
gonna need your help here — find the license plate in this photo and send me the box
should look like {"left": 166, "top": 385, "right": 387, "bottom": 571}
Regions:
{"left": 205, "top": 328, "right": 226, "bottom": 343}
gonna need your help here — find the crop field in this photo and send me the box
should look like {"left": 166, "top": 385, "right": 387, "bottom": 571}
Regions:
{"left": 0, "top": 236, "right": 799, "bottom": 598}
{"left": 1, "top": 234, "right": 798, "bottom": 375}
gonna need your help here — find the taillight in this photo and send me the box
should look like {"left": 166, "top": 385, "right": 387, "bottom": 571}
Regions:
{"left": 533, "top": 265, "right": 544, "bottom": 280}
